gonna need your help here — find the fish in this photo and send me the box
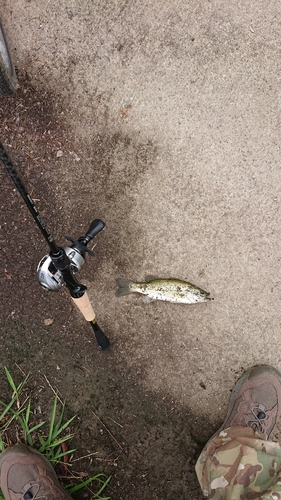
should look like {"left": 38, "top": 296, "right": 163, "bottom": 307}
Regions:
{"left": 116, "top": 276, "right": 211, "bottom": 304}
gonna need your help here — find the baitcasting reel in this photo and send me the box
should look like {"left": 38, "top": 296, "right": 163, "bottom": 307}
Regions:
{"left": 1, "top": 140, "right": 110, "bottom": 350}
{"left": 37, "top": 219, "right": 105, "bottom": 292}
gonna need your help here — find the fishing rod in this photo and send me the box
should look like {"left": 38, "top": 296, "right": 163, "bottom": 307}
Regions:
{"left": 0, "top": 142, "right": 110, "bottom": 351}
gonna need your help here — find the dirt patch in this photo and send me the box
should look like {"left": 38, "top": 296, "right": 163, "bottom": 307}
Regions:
{"left": 0, "top": 320, "right": 203, "bottom": 499}
{"left": 0, "top": 76, "right": 206, "bottom": 499}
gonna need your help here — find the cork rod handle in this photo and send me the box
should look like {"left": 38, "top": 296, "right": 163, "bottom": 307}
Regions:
{"left": 72, "top": 292, "right": 95, "bottom": 321}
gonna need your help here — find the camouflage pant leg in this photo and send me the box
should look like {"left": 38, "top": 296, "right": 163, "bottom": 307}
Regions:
{"left": 195, "top": 426, "right": 281, "bottom": 499}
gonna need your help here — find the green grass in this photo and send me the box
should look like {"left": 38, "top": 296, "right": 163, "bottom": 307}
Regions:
{"left": 0, "top": 367, "right": 111, "bottom": 499}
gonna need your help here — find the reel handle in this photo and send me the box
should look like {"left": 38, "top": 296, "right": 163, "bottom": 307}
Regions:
{"left": 65, "top": 219, "right": 105, "bottom": 257}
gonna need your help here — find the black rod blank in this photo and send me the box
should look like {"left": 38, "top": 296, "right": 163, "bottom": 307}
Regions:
{"left": 0, "top": 142, "right": 59, "bottom": 253}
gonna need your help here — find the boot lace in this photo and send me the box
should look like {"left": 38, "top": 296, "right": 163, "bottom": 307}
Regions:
{"left": 245, "top": 403, "right": 268, "bottom": 434}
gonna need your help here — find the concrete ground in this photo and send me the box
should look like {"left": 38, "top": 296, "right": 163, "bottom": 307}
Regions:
{"left": 1, "top": 0, "right": 281, "bottom": 498}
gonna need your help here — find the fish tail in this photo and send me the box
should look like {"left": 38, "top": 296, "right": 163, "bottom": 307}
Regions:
{"left": 116, "top": 278, "right": 134, "bottom": 296}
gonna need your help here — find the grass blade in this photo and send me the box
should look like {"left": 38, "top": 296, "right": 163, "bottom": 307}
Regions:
{"left": 38, "top": 435, "right": 47, "bottom": 450}
{"left": 42, "top": 434, "right": 74, "bottom": 449}
{"left": 0, "top": 435, "right": 4, "bottom": 453}
{"left": 24, "top": 400, "right": 31, "bottom": 428}
{"left": 67, "top": 474, "right": 110, "bottom": 494}
{"left": 26, "top": 421, "right": 46, "bottom": 446}
{"left": 27, "top": 422, "right": 46, "bottom": 434}
{"left": 0, "top": 397, "right": 19, "bottom": 424}
{"left": 4, "top": 367, "right": 29, "bottom": 402}
{"left": 92, "top": 475, "right": 111, "bottom": 498}
{"left": 48, "top": 448, "right": 76, "bottom": 463}
{"left": 52, "top": 402, "right": 65, "bottom": 435}
{"left": 4, "top": 367, "right": 18, "bottom": 394}
{"left": 52, "top": 415, "right": 77, "bottom": 441}
{"left": 46, "top": 394, "right": 57, "bottom": 446}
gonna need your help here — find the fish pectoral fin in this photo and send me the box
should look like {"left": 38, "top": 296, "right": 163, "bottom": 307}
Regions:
{"left": 145, "top": 275, "right": 158, "bottom": 282}
{"left": 142, "top": 296, "right": 155, "bottom": 303}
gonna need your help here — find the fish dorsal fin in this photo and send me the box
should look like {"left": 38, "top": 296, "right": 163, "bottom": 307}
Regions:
{"left": 145, "top": 275, "right": 158, "bottom": 282}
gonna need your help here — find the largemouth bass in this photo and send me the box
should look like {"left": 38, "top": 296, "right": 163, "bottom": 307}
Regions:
{"left": 116, "top": 276, "right": 211, "bottom": 304}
